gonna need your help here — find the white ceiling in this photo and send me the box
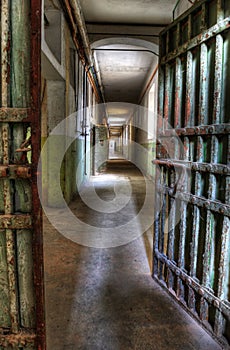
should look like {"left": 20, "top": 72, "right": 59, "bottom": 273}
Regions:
{"left": 94, "top": 44, "right": 158, "bottom": 103}
{"left": 80, "top": 0, "right": 178, "bottom": 25}
{"left": 79, "top": 0, "right": 179, "bottom": 126}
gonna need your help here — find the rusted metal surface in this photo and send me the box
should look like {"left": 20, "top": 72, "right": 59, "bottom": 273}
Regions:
{"left": 0, "top": 332, "right": 36, "bottom": 348}
{"left": 0, "top": 0, "right": 45, "bottom": 349}
{"left": 1, "top": 0, "right": 10, "bottom": 108}
{"left": 162, "top": 17, "right": 230, "bottom": 65}
{"left": 0, "top": 215, "right": 32, "bottom": 229}
{"left": 30, "top": 1, "right": 46, "bottom": 349}
{"left": 154, "top": 0, "right": 230, "bottom": 347}
{"left": 0, "top": 166, "right": 32, "bottom": 179}
{"left": 0, "top": 167, "right": 9, "bottom": 178}
{"left": 0, "top": 108, "right": 30, "bottom": 122}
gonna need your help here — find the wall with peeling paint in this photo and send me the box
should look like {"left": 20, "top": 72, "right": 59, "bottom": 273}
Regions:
{"left": 41, "top": 1, "right": 95, "bottom": 205}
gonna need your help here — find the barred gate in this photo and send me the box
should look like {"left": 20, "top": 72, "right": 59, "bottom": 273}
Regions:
{"left": 153, "top": 0, "right": 230, "bottom": 347}
{"left": 0, "top": 1, "right": 45, "bottom": 349}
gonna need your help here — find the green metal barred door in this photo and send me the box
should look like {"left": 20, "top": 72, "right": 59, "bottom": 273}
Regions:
{"left": 154, "top": 0, "right": 230, "bottom": 347}
{"left": 0, "top": 1, "right": 45, "bottom": 349}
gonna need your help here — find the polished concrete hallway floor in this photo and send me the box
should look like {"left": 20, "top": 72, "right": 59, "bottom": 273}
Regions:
{"left": 44, "top": 160, "right": 221, "bottom": 350}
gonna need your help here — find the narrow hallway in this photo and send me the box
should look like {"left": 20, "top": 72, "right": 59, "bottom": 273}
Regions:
{"left": 44, "top": 160, "right": 220, "bottom": 350}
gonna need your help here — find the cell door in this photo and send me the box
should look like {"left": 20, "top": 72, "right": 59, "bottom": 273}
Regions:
{"left": 0, "top": 1, "right": 45, "bottom": 349}
{"left": 153, "top": 0, "right": 230, "bottom": 347}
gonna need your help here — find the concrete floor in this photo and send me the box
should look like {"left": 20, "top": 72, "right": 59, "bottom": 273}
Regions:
{"left": 44, "top": 160, "right": 221, "bottom": 350}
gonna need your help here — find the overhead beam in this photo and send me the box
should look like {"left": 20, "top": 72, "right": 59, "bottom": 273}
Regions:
{"left": 86, "top": 23, "right": 165, "bottom": 44}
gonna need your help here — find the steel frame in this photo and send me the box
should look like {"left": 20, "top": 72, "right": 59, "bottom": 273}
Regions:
{"left": 154, "top": 0, "right": 230, "bottom": 347}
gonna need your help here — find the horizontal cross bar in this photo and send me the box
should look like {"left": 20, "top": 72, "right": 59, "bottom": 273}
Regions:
{"left": 0, "top": 215, "right": 32, "bottom": 229}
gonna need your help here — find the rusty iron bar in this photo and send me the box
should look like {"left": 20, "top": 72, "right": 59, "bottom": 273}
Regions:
{"left": 157, "top": 67, "right": 165, "bottom": 134}
{"left": 201, "top": 31, "right": 224, "bottom": 326}
{"left": 152, "top": 165, "right": 162, "bottom": 278}
{"left": 156, "top": 183, "right": 230, "bottom": 217}
{"left": 14, "top": 166, "right": 31, "bottom": 178}
{"left": 30, "top": 0, "right": 46, "bottom": 348}
{"left": 214, "top": 138, "right": 230, "bottom": 336}
{"left": 1, "top": 121, "right": 19, "bottom": 333}
{"left": 162, "top": 124, "right": 230, "bottom": 136}
{"left": 154, "top": 248, "right": 230, "bottom": 318}
{"left": 0, "top": 108, "right": 30, "bottom": 122}
{"left": 1, "top": 0, "right": 10, "bottom": 107}
{"left": 166, "top": 169, "right": 176, "bottom": 290}
{"left": 0, "top": 215, "right": 32, "bottom": 230}
{"left": 0, "top": 165, "right": 32, "bottom": 179}
{"left": 0, "top": 166, "right": 9, "bottom": 177}
{"left": 185, "top": 51, "right": 193, "bottom": 127}
{"left": 174, "top": 57, "right": 182, "bottom": 128}
{"left": 163, "top": 64, "right": 170, "bottom": 124}
{"left": 217, "top": 0, "right": 225, "bottom": 22}
{"left": 199, "top": 43, "right": 208, "bottom": 125}
{"left": 159, "top": 168, "right": 167, "bottom": 281}
{"left": 176, "top": 138, "right": 190, "bottom": 299}
{"left": 162, "top": 17, "right": 230, "bottom": 64}
{"left": 213, "top": 34, "right": 224, "bottom": 124}
{"left": 0, "top": 332, "right": 36, "bottom": 348}
{"left": 11, "top": 1, "right": 37, "bottom": 333}
{"left": 153, "top": 159, "right": 230, "bottom": 175}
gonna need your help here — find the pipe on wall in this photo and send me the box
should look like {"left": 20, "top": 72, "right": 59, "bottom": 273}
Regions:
{"left": 69, "top": 0, "right": 105, "bottom": 103}
{"left": 61, "top": 0, "right": 104, "bottom": 102}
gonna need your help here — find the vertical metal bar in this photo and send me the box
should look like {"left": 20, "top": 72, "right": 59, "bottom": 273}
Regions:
{"left": 174, "top": 58, "right": 182, "bottom": 128}
{"left": 191, "top": 135, "right": 202, "bottom": 274}
{"left": 167, "top": 169, "right": 176, "bottom": 290}
{"left": 213, "top": 34, "right": 223, "bottom": 124}
{"left": 214, "top": 137, "right": 230, "bottom": 336}
{"left": 199, "top": 43, "right": 208, "bottom": 125}
{"left": 166, "top": 32, "right": 169, "bottom": 56}
{"left": 159, "top": 168, "right": 166, "bottom": 281}
{"left": 163, "top": 64, "right": 170, "bottom": 124}
{"left": 217, "top": 0, "right": 224, "bottom": 22}
{"left": 190, "top": 135, "right": 203, "bottom": 279}
{"left": 187, "top": 14, "right": 192, "bottom": 41}
{"left": 30, "top": 1, "right": 46, "bottom": 348}
{"left": 1, "top": 1, "right": 19, "bottom": 334}
{"left": 0, "top": 229, "right": 11, "bottom": 327}
{"left": 2, "top": 124, "right": 19, "bottom": 333}
{"left": 1, "top": 0, "right": 10, "bottom": 107}
{"left": 201, "top": 30, "right": 222, "bottom": 320}
{"left": 16, "top": 229, "right": 35, "bottom": 327}
{"left": 185, "top": 51, "right": 193, "bottom": 127}
{"left": 157, "top": 66, "right": 165, "bottom": 134}
{"left": 11, "top": 0, "right": 36, "bottom": 331}
{"left": 176, "top": 139, "right": 189, "bottom": 298}
{"left": 200, "top": 3, "right": 207, "bottom": 32}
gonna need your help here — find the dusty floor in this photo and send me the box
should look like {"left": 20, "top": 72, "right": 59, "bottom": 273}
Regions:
{"left": 44, "top": 160, "right": 221, "bottom": 350}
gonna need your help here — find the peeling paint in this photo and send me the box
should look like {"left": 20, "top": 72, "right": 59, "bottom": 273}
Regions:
{"left": 154, "top": 0, "right": 230, "bottom": 347}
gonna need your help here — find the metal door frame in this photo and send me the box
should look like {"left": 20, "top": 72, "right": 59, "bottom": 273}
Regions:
{"left": 153, "top": 0, "right": 230, "bottom": 347}
{"left": 0, "top": 1, "right": 45, "bottom": 349}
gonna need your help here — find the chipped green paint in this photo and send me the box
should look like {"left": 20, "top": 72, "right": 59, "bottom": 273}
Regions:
{"left": 15, "top": 180, "right": 32, "bottom": 213}
{"left": 17, "top": 230, "right": 36, "bottom": 328}
{"left": 0, "top": 230, "right": 11, "bottom": 327}
{"left": 154, "top": 0, "right": 230, "bottom": 346}
{"left": 11, "top": 1, "right": 30, "bottom": 108}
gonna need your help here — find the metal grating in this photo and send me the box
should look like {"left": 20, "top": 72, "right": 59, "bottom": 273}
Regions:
{"left": 153, "top": 0, "right": 230, "bottom": 347}
{"left": 0, "top": 1, "right": 45, "bottom": 349}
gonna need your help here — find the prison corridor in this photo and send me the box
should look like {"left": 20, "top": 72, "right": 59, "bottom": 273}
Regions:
{"left": 44, "top": 160, "right": 220, "bottom": 350}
